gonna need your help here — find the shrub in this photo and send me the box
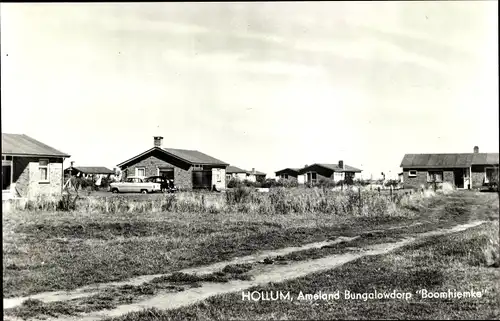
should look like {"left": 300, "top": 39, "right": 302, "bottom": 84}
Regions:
{"left": 261, "top": 178, "right": 279, "bottom": 188}
{"left": 227, "top": 178, "right": 243, "bottom": 188}
{"left": 57, "top": 194, "right": 78, "bottom": 211}
{"left": 384, "top": 179, "right": 400, "bottom": 188}
{"left": 354, "top": 178, "right": 371, "bottom": 186}
{"left": 225, "top": 186, "right": 252, "bottom": 205}
{"left": 316, "top": 177, "right": 336, "bottom": 188}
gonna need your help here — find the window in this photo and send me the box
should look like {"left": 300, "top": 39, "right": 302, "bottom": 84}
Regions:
{"left": 408, "top": 170, "right": 417, "bottom": 177}
{"left": 217, "top": 172, "right": 221, "bottom": 182}
{"left": 427, "top": 171, "right": 443, "bottom": 183}
{"left": 485, "top": 167, "right": 498, "bottom": 184}
{"left": 281, "top": 174, "right": 289, "bottom": 180}
{"left": 39, "top": 159, "right": 49, "bottom": 182}
{"left": 307, "top": 172, "right": 317, "bottom": 184}
{"left": 193, "top": 164, "right": 204, "bottom": 171}
{"left": 135, "top": 167, "right": 145, "bottom": 177}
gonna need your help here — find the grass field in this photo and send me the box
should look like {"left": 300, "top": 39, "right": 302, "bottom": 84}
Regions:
{"left": 3, "top": 188, "right": 499, "bottom": 320}
{"left": 107, "top": 219, "right": 499, "bottom": 320}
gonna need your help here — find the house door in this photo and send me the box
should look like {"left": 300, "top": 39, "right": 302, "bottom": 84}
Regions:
{"left": 2, "top": 160, "right": 12, "bottom": 190}
{"left": 159, "top": 168, "right": 174, "bottom": 180}
{"left": 453, "top": 169, "right": 464, "bottom": 188}
{"left": 192, "top": 171, "right": 212, "bottom": 189}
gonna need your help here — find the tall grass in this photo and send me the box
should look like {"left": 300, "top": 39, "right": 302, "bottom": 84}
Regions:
{"left": 5, "top": 186, "right": 438, "bottom": 218}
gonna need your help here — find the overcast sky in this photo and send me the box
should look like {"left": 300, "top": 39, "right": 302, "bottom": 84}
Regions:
{"left": 1, "top": 2, "right": 498, "bottom": 179}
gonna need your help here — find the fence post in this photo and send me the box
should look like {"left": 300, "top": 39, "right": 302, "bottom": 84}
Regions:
{"left": 390, "top": 185, "right": 393, "bottom": 202}
{"left": 378, "top": 187, "right": 381, "bottom": 195}
{"left": 358, "top": 187, "right": 362, "bottom": 210}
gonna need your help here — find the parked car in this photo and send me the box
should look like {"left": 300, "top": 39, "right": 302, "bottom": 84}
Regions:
{"left": 109, "top": 176, "right": 161, "bottom": 194}
{"left": 144, "top": 176, "right": 178, "bottom": 193}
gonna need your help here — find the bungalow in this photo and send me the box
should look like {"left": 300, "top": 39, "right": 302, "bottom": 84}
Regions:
{"left": 226, "top": 165, "right": 247, "bottom": 181}
{"left": 299, "top": 160, "right": 362, "bottom": 184}
{"left": 400, "top": 146, "right": 499, "bottom": 190}
{"left": 117, "top": 136, "right": 228, "bottom": 190}
{"left": 226, "top": 166, "right": 267, "bottom": 183}
{"left": 246, "top": 168, "right": 266, "bottom": 183}
{"left": 275, "top": 167, "right": 305, "bottom": 184}
{"left": 2, "top": 133, "right": 70, "bottom": 200}
{"left": 64, "top": 163, "right": 115, "bottom": 179}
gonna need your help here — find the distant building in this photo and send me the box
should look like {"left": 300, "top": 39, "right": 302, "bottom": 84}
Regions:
{"left": 64, "top": 165, "right": 115, "bottom": 179}
{"left": 2, "top": 134, "right": 70, "bottom": 200}
{"left": 246, "top": 168, "right": 266, "bottom": 183}
{"left": 299, "top": 161, "right": 362, "bottom": 184}
{"left": 226, "top": 165, "right": 247, "bottom": 181}
{"left": 275, "top": 167, "right": 305, "bottom": 184}
{"left": 400, "top": 146, "right": 499, "bottom": 189}
{"left": 226, "top": 166, "right": 266, "bottom": 184}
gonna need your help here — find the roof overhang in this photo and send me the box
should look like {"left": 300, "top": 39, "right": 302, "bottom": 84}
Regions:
{"left": 298, "top": 163, "right": 362, "bottom": 174}
{"left": 2, "top": 153, "right": 70, "bottom": 158}
{"left": 275, "top": 168, "right": 300, "bottom": 175}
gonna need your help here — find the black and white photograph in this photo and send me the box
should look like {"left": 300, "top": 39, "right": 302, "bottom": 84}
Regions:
{"left": 1, "top": 1, "right": 499, "bottom": 320}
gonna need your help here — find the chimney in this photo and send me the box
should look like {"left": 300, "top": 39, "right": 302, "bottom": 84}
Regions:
{"left": 70, "top": 161, "right": 75, "bottom": 167}
{"left": 473, "top": 146, "right": 479, "bottom": 153}
{"left": 338, "top": 160, "right": 344, "bottom": 169}
{"left": 154, "top": 136, "right": 163, "bottom": 148}
{"left": 252, "top": 168, "right": 255, "bottom": 174}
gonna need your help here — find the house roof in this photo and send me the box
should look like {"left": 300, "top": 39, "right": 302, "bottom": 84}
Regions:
{"left": 248, "top": 170, "right": 266, "bottom": 176}
{"left": 117, "top": 147, "right": 228, "bottom": 168}
{"left": 275, "top": 168, "right": 301, "bottom": 175}
{"left": 226, "top": 165, "right": 247, "bottom": 174}
{"left": 300, "top": 163, "right": 362, "bottom": 173}
{"left": 2, "top": 133, "right": 70, "bottom": 158}
{"left": 66, "top": 166, "right": 115, "bottom": 174}
{"left": 400, "top": 153, "right": 500, "bottom": 168}
{"left": 163, "top": 148, "right": 228, "bottom": 165}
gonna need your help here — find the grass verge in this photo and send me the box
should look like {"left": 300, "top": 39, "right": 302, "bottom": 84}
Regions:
{"left": 106, "top": 219, "right": 500, "bottom": 320}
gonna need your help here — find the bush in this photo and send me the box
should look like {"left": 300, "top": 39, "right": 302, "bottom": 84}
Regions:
{"left": 261, "top": 179, "right": 279, "bottom": 188}
{"left": 354, "top": 178, "right": 371, "bottom": 186}
{"left": 225, "top": 186, "right": 252, "bottom": 205}
{"left": 384, "top": 179, "right": 400, "bottom": 188}
{"left": 227, "top": 178, "right": 243, "bottom": 188}
{"left": 316, "top": 177, "right": 336, "bottom": 188}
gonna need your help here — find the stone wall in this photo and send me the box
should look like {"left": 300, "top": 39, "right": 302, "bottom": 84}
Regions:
{"left": 10, "top": 157, "right": 64, "bottom": 199}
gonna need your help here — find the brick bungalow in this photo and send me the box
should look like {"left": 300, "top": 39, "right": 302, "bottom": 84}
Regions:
{"left": 117, "top": 136, "right": 228, "bottom": 190}
{"left": 298, "top": 161, "right": 362, "bottom": 184}
{"left": 400, "top": 146, "right": 499, "bottom": 190}
{"left": 2, "top": 133, "right": 70, "bottom": 200}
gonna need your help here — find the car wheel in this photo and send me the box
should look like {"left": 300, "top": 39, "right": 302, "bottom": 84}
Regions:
{"left": 141, "top": 189, "right": 148, "bottom": 194}
{"left": 111, "top": 188, "right": 119, "bottom": 193}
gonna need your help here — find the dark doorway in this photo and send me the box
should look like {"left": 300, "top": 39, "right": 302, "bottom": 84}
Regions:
{"left": 192, "top": 171, "right": 212, "bottom": 189}
{"left": 2, "top": 162, "right": 12, "bottom": 190}
{"left": 159, "top": 168, "right": 174, "bottom": 180}
{"left": 453, "top": 169, "right": 464, "bottom": 188}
